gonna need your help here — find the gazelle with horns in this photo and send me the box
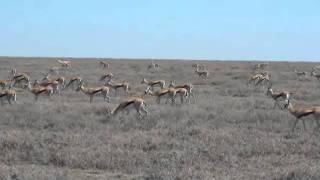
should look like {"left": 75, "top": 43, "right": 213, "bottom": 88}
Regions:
{"left": 26, "top": 81, "right": 54, "bottom": 101}
{"left": 57, "top": 59, "right": 71, "bottom": 68}
{"left": 141, "top": 78, "right": 166, "bottom": 90}
{"left": 107, "top": 97, "right": 148, "bottom": 117}
{"left": 169, "top": 80, "right": 194, "bottom": 103}
{"left": 284, "top": 99, "right": 320, "bottom": 132}
{"left": 0, "top": 88, "right": 17, "bottom": 105}
{"left": 76, "top": 82, "right": 110, "bottom": 103}
{"left": 11, "top": 72, "right": 30, "bottom": 88}
{"left": 33, "top": 79, "right": 60, "bottom": 95}
{"left": 266, "top": 84, "right": 292, "bottom": 109}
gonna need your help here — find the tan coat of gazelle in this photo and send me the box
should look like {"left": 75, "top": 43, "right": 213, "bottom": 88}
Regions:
{"left": 144, "top": 86, "right": 175, "bottom": 104}
{"left": 266, "top": 85, "right": 292, "bottom": 109}
{"left": 76, "top": 82, "right": 110, "bottom": 103}
{"left": 169, "top": 80, "right": 194, "bottom": 103}
{"left": 284, "top": 99, "right": 320, "bottom": 132}
{"left": 106, "top": 81, "right": 129, "bottom": 95}
{"left": 107, "top": 97, "right": 148, "bottom": 117}
{"left": 0, "top": 88, "right": 17, "bottom": 105}
{"left": 141, "top": 78, "right": 165, "bottom": 90}
{"left": 26, "top": 82, "right": 54, "bottom": 101}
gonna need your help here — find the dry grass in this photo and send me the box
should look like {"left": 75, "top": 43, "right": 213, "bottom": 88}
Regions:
{"left": 0, "top": 57, "right": 320, "bottom": 179}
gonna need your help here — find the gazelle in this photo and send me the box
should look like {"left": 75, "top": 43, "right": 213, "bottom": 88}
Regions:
{"left": 284, "top": 99, "right": 320, "bottom": 132}
{"left": 26, "top": 81, "right": 54, "bottom": 101}
{"left": 294, "top": 69, "right": 307, "bottom": 79}
{"left": 0, "top": 79, "right": 15, "bottom": 89}
{"left": 99, "top": 61, "right": 110, "bottom": 69}
{"left": 173, "top": 87, "right": 188, "bottom": 104}
{"left": 144, "top": 86, "right": 177, "bottom": 105}
{"left": 34, "top": 80, "right": 60, "bottom": 95}
{"left": 310, "top": 70, "right": 320, "bottom": 81}
{"left": 147, "top": 61, "right": 160, "bottom": 71}
{"left": 192, "top": 63, "right": 206, "bottom": 70}
{"left": 57, "top": 59, "right": 71, "bottom": 68}
{"left": 266, "top": 85, "right": 292, "bottom": 109}
{"left": 141, "top": 78, "right": 165, "bottom": 90}
{"left": 169, "top": 80, "right": 194, "bottom": 103}
{"left": 76, "top": 82, "right": 110, "bottom": 103}
{"left": 0, "top": 88, "right": 16, "bottom": 105}
{"left": 106, "top": 80, "right": 129, "bottom": 96}
{"left": 65, "top": 77, "right": 83, "bottom": 89}
{"left": 255, "top": 73, "right": 271, "bottom": 86}
{"left": 195, "top": 67, "right": 209, "bottom": 79}
{"left": 100, "top": 73, "right": 114, "bottom": 82}
{"left": 11, "top": 73, "right": 30, "bottom": 88}
{"left": 42, "top": 74, "right": 66, "bottom": 90}
{"left": 107, "top": 97, "right": 148, "bottom": 117}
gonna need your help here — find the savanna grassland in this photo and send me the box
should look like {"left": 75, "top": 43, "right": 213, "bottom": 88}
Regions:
{"left": 0, "top": 57, "right": 320, "bottom": 180}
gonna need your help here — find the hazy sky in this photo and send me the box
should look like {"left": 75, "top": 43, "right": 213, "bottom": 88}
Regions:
{"left": 0, "top": 0, "right": 319, "bottom": 61}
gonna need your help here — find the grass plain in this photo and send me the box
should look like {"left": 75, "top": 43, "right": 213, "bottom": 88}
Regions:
{"left": 0, "top": 57, "right": 320, "bottom": 179}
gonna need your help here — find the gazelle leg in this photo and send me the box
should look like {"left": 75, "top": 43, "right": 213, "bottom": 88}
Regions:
{"left": 141, "top": 106, "right": 148, "bottom": 115}
{"left": 292, "top": 118, "right": 299, "bottom": 132}
{"left": 302, "top": 119, "right": 307, "bottom": 131}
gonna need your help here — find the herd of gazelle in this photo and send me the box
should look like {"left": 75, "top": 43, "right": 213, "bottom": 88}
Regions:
{"left": 2, "top": 60, "right": 320, "bottom": 133}
{"left": 0, "top": 60, "right": 198, "bottom": 118}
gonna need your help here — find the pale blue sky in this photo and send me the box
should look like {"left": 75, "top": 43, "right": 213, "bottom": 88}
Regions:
{"left": 0, "top": 0, "right": 319, "bottom": 61}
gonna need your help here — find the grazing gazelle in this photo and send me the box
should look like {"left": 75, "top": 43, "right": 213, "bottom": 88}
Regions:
{"left": 141, "top": 78, "right": 166, "bottom": 90}
{"left": 0, "top": 88, "right": 16, "bottom": 105}
{"left": 106, "top": 80, "right": 129, "bottom": 96}
{"left": 26, "top": 81, "right": 54, "bottom": 101}
{"left": 266, "top": 85, "right": 292, "bottom": 109}
{"left": 99, "top": 61, "right": 110, "bottom": 69}
{"left": 173, "top": 87, "right": 188, "bottom": 104}
{"left": 100, "top": 73, "right": 114, "bottom": 82}
{"left": 284, "top": 99, "right": 320, "bottom": 132}
{"left": 57, "top": 59, "right": 71, "bottom": 68}
{"left": 144, "top": 86, "right": 178, "bottom": 105}
{"left": 169, "top": 80, "right": 194, "bottom": 103}
{"left": 107, "top": 97, "right": 148, "bottom": 117}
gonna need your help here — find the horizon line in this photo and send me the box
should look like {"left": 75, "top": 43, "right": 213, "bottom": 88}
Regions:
{"left": 0, "top": 55, "right": 319, "bottom": 63}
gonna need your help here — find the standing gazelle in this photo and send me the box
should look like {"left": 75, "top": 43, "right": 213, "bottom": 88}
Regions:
{"left": 57, "top": 60, "right": 71, "bottom": 68}
{"left": 141, "top": 78, "right": 166, "bottom": 90}
{"left": 76, "top": 82, "right": 109, "bottom": 103}
{"left": 266, "top": 85, "right": 291, "bottom": 109}
{"left": 194, "top": 67, "right": 209, "bottom": 79}
{"left": 284, "top": 99, "right": 320, "bottom": 132}
{"left": 99, "top": 61, "right": 110, "bottom": 69}
{"left": 100, "top": 73, "right": 114, "bottom": 82}
{"left": 106, "top": 81, "right": 129, "bottom": 96}
{"left": 26, "top": 82, "right": 54, "bottom": 101}
{"left": 169, "top": 80, "right": 194, "bottom": 103}
{"left": 144, "top": 86, "right": 174, "bottom": 104}
{"left": 0, "top": 88, "right": 17, "bottom": 105}
{"left": 107, "top": 97, "right": 148, "bottom": 117}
